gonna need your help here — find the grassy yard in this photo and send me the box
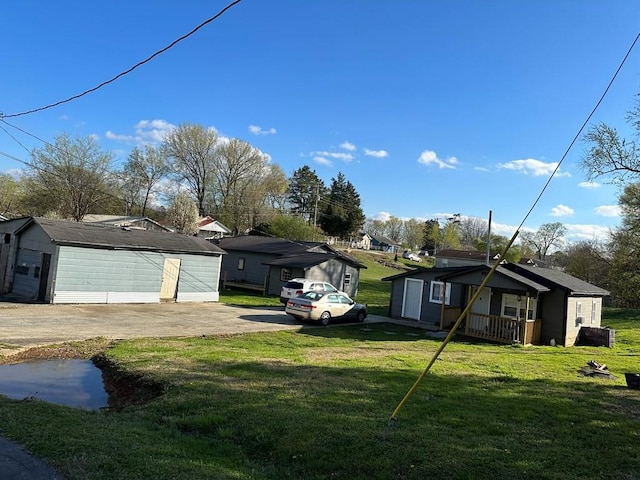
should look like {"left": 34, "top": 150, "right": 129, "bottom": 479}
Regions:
{"left": 0, "top": 309, "right": 639, "bottom": 479}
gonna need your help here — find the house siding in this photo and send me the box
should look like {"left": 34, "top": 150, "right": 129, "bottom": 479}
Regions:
{"left": 538, "top": 289, "right": 566, "bottom": 345}
{"left": 221, "top": 251, "right": 270, "bottom": 286}
{"left": 565, "top": 296, "right": 602, "bottom": 346}
{"left": 52, "top": 246, "right": 221, "bottom": 304}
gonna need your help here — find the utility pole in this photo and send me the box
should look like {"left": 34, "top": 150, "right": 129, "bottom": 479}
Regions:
{"left": 485, "top": 210, "right": 492, "bottom": 265}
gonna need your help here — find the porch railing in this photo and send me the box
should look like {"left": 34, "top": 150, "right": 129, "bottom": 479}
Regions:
{"left": 465, "top": 313, "right": 522, "bottom": 343}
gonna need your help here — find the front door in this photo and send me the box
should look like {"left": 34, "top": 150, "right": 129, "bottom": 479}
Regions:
{"left": 471, "top": 287, "right": 491, "bottom": 314}
{"left": 160, "top": 258, "right": 181, "bottom": 302}
{"left": 402, "top": 278, "right": 423, "bottom": 320}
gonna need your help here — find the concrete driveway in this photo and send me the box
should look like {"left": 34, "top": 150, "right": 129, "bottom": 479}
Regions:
{"left": 0, "top": 301, "right": 306, "bottom": 354}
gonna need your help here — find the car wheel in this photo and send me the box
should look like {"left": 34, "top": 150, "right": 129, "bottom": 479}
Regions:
{"left": 357, "top": 310, "right": 366, "bottom": 323}
{"left": 319, "top": 311, "right": 331, "bottom": 326}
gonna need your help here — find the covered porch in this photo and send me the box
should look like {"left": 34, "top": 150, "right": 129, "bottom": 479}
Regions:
{"left": 436, "top": 267, "right": 549, "bottom": 346}
{"left": 441, "top": 306, "right": 541, "bottom": 345}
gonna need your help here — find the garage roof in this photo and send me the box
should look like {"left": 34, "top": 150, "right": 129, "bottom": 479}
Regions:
{"left": 16, "top": 217, "right": 226, "bottom": 256}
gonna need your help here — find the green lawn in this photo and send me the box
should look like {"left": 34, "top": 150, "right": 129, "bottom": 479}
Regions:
{"left": 0, "top": 309, "right": 639, "bottom": 480}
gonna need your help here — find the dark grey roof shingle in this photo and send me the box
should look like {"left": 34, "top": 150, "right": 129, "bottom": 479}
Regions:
{"left": 19, "top": 217, "right": 225, "bottom": 256}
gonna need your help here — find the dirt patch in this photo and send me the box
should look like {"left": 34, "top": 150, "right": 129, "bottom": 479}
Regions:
{"left": 0, "top": 338, "right": 166, "bottom": 410}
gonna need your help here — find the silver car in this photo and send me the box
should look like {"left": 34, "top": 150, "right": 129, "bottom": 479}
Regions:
{"left": 285, "top": 291, "right": 367, "bottom": 326}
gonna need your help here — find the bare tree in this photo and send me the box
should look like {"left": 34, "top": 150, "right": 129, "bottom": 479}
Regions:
{"left": 28, "top": 133, "right": 114, "bottom": 221}
{"left": 519, "top": 222, "right": 567, "bottom": 260}
{"left": 581, "top": 93, "right": 640, "bottom": 185}
{"left": 211, "top": 138, "right": 270, "bottom": 232}
{"left": 162, "top": 123, "right": 219, "bottom": 216}
{"left": 167, "top": 192, "right": 198, "bottom": 235}
{"left": 119, "top": 145, "right": 170, "bottom": 216}
{"left": 458, "top": 216, "right": 488, "bottom": 246}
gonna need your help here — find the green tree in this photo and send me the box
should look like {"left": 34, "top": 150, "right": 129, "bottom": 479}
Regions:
{"left": 473, "top": 234, "right": 522, "bottom": 263}
{"left": 28, "top": 133, "right": 114, "bottom": 221}
{"left": 287, "top": 166, "right": 326, "bottom": 225}
{"left": 403, "top": 218, "right": 424, "bottom": 250}
{"left": 0, "top": 173, "right": 22, "bottom": 216}
{"left": 162, "top": 123, "right": 219, "bottom": 216}
{"left": 265, "top": 214, "right": 318, "bottom": 241}
{"left": 318, "top": 172, "right": 365, "bottom": 239}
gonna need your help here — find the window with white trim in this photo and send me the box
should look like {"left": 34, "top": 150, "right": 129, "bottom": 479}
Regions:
{"left": 591, "top": 300, "right": 597, "bottom": 324}
{"left": 280, "top": 268, "right": 292, "bottom": 281}
{"left": 237, "top": 258, "right": 245, "bottom": 270}
{"left": 344, "top": 273, "right": 351, "bottom": 286}
{"left": 429, "top": 281, "right": 451, "bottom": 305}
{"left": 501, "top": 294, "right": 537, "bottom": 320}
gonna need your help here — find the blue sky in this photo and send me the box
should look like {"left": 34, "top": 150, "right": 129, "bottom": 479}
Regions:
{"left": 1, "top": 1, "right": 639, "bottom": 243}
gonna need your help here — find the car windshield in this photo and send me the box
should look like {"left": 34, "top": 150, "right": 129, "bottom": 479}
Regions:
{"left": 285, "top": 281, "right": 304, "bottom": 289}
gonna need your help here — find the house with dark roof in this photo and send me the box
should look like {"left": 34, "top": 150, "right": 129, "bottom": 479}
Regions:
{"left": 0, "top": 217, "right": 225, "bottom": 304}
{"left": 383, "top": 262, "right": 609, "bottom": 347}
{"left": 434, "top": 248, "right": 496, "bottom": 267}
{"left": 82, "top": 214, "right": 173, "bottom": 232}
{"left": 368, "top": 234, "right": 401, "bottom": 253}
{"left": 215, "top": 235, "right": 366, "bottom": 297}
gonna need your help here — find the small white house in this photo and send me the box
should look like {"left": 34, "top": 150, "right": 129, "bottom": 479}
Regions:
{"left": 0, "top": 217, "right": 226, "bottom": 304}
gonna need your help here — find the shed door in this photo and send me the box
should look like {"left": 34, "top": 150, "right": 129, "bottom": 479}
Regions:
{"left": 402, "top": 278, "right": 424, "bottom": 320}
{"left": 160, "top": 258, "right": 181, "bottom": 302}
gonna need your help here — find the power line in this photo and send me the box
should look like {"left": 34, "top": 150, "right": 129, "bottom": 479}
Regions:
{"left": 2, "top": 0, "right": 243, "bottom": 119}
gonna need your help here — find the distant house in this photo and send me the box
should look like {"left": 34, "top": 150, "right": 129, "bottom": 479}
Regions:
{"left": 82, "top": 214, "right": 172, "bottom": 232}
{"left": 215, "top": 235, "right": 366, "bottom": 298}
{"left": 197, "top": 216, "right": 232, "bottom": 239}
{"left": 369, "top": 234, "right": 401, "bottom": 253}
{"left": 434, "top": 249, "right": 495, "bottom": 267}
{"left": 352, "top": 232, "right": 372, "bottom": 250}
{"left": 383, "top": 262, "right": 609, "bottom": 347}
{"left": 0, "top": 217, "right": 225, "bottom": 304}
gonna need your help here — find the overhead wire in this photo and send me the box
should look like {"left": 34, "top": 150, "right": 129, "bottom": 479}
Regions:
{"left": 388, "top": 30, "right": 640, "bottom": 426}
{"left": 1, "top": 0, "right": 243, "bottom": 119}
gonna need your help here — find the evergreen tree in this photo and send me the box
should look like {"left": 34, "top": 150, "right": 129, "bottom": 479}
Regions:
{"left": 287, "top": 165, "right": 326, "bottom": 224}
{"left": 318, "top": 172, "right": 365, "bottom": 239}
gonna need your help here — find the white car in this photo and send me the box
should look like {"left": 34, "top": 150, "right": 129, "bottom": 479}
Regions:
{"left": 285, "top": 291, "right": 367, "bottom": 326}
{"left": 279, "top": 278, "right": 341, "bottom": 304}
{"left": 402, "top": 251, "right": 422, "bottom": 262}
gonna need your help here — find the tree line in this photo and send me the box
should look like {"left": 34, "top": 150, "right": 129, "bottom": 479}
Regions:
{"left": 0, "top": 123, "right": 366, "bottom": 239}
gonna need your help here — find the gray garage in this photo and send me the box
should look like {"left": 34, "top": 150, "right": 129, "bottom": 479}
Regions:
{"left": 0, "top": 217, "right": 225, "bottom": 304}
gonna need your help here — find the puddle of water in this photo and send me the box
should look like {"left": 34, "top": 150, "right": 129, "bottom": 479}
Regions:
{"left": 0, "top": 359, "right": 108, "bottom": 410}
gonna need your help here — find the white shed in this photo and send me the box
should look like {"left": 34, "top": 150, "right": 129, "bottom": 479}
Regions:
{"left": 0, "top": 217, "right": 226, "bottom": 304}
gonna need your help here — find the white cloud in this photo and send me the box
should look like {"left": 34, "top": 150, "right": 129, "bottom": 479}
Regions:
{"left": 550, "top": 204, "right": 574, "bottom": 217}
{"left": 314, "top": 156, "right": 332, "bottom": 167}
{"left": 311, "top": 151, "right": 354, "bottom": 162}
{"left": 248, "top": 125, "right": 277, "bottom": 136}
{"left": 565, "top": 224, "right": 613, "bottom": 241}
{"left": 595, "top": 205, "right": 621, "bottom": 217}
{"left": 135, "top": 119, "right": 176, "bottom": 143}
{"left": 474, "top": 166, "right": 490, "bottom": 172}
{"left": 497, "top": 158, "right": 569, "bottom": 177}
{"left": 106, "top": 131, "right": 134, "bottom": 142}
{"left": 364, "top": 148, "right": 389, "bottom": 158}
{"left": 578, "top": 181, "right": 601, "bottom": 188}
{"left": 417, "top": 150, "right": 458, "bottom": 169}
{"left": 340, "top": 141, "right": 356, "bottom": 151}
{"left": 373, "top": 211, "right": 391, "bottom": 221}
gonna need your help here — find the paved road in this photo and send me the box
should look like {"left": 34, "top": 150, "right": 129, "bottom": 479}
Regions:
{"left": 0, "top": 301, "right": 306, "bottom": 354}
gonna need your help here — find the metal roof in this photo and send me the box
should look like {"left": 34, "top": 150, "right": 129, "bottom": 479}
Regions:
{"left": 16, "top": 217, "right": 226, "bottom": 256}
